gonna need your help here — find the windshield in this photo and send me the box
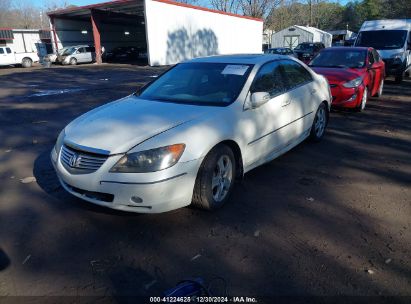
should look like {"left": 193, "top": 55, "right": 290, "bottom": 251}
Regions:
{"left": 62, "top": 47, "right": 75, "bottom": 55}
{"left": 310, "top": 50, "right": 367, "bottom": 68}
{"left": 138, "top": 62, "right": 253, "bottom": 106}
{"left": 356, "top": 30, "right": 407, "bottom": 50}
{"left": 294, "top": 44, "right": 314, "bottom": 51}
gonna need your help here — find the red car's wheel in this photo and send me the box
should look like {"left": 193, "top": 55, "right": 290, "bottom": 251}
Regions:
{"left": 358, "top": 87, "right": 368, "bottom": 112}
{"left": 376, "top": 79, "right": 384, "bottom": 98}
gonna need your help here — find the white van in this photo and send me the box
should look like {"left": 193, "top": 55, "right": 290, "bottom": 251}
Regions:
{"left": 57, "top": 45, "right": 96, "bottom": 65}
{"left": 355, "top": 19, "right": 411, "bottom": 83}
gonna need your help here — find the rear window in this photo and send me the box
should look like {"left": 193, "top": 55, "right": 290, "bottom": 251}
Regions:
{"left": 6, "top": 48, "right": 11, "bottom": 54}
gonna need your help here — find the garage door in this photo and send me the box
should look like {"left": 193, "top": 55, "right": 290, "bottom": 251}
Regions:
{"left": 284, "top": 36, "right": 299, "bottom": 49}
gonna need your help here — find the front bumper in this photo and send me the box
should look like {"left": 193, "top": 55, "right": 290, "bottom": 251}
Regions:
{"left": 383, "top": 58, "right": 405, "bottom": 76}
{"left": 329, "top": 83, "right": 364, "bottom": 109}
{"left": 51, "top": 148, "right": 202, "bottom": 213}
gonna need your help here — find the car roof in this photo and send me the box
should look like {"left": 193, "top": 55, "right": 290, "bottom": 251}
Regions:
{"left": 188, "top": 54, "right": 285, "bottom": 65}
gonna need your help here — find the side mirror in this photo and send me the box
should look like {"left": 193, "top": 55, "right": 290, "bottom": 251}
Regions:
{"left": 250, "top": 92, "right": 270, "bottom": 108}
{"left": 76, "top": 51, "right": 80, "bottom": 54}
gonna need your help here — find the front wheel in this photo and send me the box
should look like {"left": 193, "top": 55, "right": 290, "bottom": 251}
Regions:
{"left": 309, "top": 103, "right": 328, "bottom": 142}
{"left": 69, "top": 58, "right": 77, "bottom": 65}
{"left": 22, "top": 58, "right": 32, "bottom": 68}
{"left": 192, "top": 145, "right": 236, "bottom": 210}
{"left": 357, "top": 87, "right": 368, "bottom": 112}
{"left": 394, "top": 74, "right": 403, "bottom": 84}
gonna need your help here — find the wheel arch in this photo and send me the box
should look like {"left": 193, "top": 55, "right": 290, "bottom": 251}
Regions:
{"left": 211, "top": 140, "right": 244, "bottom": 180}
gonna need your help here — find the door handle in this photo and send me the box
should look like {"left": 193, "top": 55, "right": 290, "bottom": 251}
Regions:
{"left": 282, "top": 99, "right": 291, "bottom": 107}
{"left": 311, "top": 89, "right": 317, "bottom": 95}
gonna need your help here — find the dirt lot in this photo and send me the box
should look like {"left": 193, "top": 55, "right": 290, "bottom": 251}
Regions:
{"left": 0, "top": 63, "right": 410, "bottom": 301}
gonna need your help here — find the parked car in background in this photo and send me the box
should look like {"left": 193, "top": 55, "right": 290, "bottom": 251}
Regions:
{"left": 264, "top": 47, "right": 297, "bottom": 57}
{"left": 309, "top": 47, "right": 385, "bottom": 111}
{"left": 57, "top": 45, "right": 96, "bottom": 65}
{"left": 0, "top": 46, "right": 39, "bottom": 68}
{"left": 51, "top": 54, "right": 331, "bottom": 213}
{"left": 355, "top": 19, "right": 411, "bottom": 83}
{"left": 105, "top": 46, "right": 141, "bottom": 62}
{"left": 294, "top": 42, "right": 325, "bottom": 63}
{"left": 46, "top": 46, "right": 71, "bottom": 63}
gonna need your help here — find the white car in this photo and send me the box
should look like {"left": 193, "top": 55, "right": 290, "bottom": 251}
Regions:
{"left": 57, "top": 45, "right": 96, "bottom": 65}
{"left": 52, "top": 54, "right": 331, "bottom": 213}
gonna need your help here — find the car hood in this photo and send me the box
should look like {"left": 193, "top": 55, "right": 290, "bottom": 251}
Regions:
{"left": 311, "top": 67, "right": 365, "bottom": 84}
{"left": 64, "top": 95, "right": 218, "bottom": 154}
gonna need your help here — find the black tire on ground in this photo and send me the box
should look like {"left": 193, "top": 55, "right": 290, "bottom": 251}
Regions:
{"left": 309, "top": 102, "right": 328, "bottom": 142}
{"left": 69, "top": 58, "right": 77, "bottom": 65}
{"left": 405, "top": 70, "right": 410, "bottom": 77}
{"left": 356, "top": 87, "right": 368, "bottom": 112}
{"left": 21, "top": 58, "right": 32, "bottom": 68}
{"left": 394, "top": 74, "right": 403, "bottom": 84}
{"left": 192, "top": 145, "right": 236, "bottom": 211}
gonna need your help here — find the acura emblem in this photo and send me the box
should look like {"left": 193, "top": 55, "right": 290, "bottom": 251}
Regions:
{"left": 68, "top": 153, "right": 81, "bottom": 167}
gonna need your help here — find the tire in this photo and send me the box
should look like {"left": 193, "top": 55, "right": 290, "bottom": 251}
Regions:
{"left": 192, "top": 145, "right": 236, "bottom": 210}
{"left": 309, "top": 103, "right": 328, "bottom": 142}
{"left": 69, "top": 58, "right": 77, "bottom": 65}
{"left": 394, "top": 74, "right": 403, "bottom": 84}
{"left": 21, "top": 58, "right": 32, "bottom": 68}
{"left": 376, "top": 79, "right": 384, "bottom": 98}
{"left": 357, "top": 87, "right": 368, "bottom": 112}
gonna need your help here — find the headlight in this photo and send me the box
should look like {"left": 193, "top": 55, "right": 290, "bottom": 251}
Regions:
{"left": 390, "top": 52, "right": 403, "bottom": 60}
{"left": 54, "top": 129, "right": 65, "bottom": 154}
{"left": 343, "top": 76, "right": 363, "bottom": 88}
{"left": 110, "top": 144, "right": 185, "bottom": 173}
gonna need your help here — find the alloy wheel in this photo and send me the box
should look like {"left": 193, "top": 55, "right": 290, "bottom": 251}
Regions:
{"left": 211, "top": 155, "right": 233, "bottom": 202}
{"left": 314, "top": 107, "right": 326, "bottom": 138}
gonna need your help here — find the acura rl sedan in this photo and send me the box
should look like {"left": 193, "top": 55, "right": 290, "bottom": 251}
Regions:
{"left": 51, "top": 55, "right": 331, "bottom": 213}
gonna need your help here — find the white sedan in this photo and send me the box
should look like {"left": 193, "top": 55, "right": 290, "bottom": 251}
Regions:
{"left": 52, "top": 54, "right": 331, "bottom": 213}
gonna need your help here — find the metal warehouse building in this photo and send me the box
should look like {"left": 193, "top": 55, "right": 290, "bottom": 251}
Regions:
{"left": 271, "top": 25, "right": 332, "bottom": 49}
{"left": 48, "top": 0, "right": 263, "bottom": 66}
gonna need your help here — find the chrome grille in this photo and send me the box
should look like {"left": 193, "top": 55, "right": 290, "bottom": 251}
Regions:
{"left": 60, "top": 144, "right": 108, "bottom": 174}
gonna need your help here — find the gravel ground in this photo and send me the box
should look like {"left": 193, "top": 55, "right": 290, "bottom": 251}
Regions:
{"left": 0, "top": 63, "right": 410, "bottom": 302}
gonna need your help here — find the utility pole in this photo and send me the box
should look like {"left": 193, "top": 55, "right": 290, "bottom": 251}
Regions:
{"left": 309, "top": 0, "right": 313, "bottom": 26}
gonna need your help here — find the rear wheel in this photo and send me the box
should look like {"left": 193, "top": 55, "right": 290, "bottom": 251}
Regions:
{"left": 309, "top": 103, "right": 328, "bottom": 142}
{"left": 21, "top": 58, "right": 32, "bottom": 68}
{"left": 376, "top": 79, "right": 384, "bottom": 98}
{"left": 192, "top": 145, "right": 236, "bottom": 210}
{"left": 69, "top": 58, "right": 77, "bottom": 65}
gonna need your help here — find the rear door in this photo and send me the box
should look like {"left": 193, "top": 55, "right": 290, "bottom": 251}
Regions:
{"left": 280, "top": 60, "right": 317, "bottom": 139}
{"left": 371, "top": 49, "right": 384, "bottom": 92}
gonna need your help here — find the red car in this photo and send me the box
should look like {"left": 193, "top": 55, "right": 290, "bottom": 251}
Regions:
{"left": 309, "top": 47, "right": 385, "bottom": 111}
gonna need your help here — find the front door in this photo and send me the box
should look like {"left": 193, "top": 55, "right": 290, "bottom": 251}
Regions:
{"left": 242, "top": 60, "right": 291, "bottom": 168}
{"left": 0, "top": 47, "right": 15, "bottom": 65}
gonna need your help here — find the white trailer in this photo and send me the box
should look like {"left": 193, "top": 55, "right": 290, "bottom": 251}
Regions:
{"left": 271, "top": 25, "right": 332, "bottom": 49}
{"left": 48, "top": 0, "right": 263, "bottom": 66}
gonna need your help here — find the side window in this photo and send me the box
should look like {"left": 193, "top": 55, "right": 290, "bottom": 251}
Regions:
{"left": 368, "top": 50, "right": 375, "bottom": 65}
{"left": 6, "top": 48, "right": 11, "bottom": 54}
{"left": 372, "top": 49, "right": 380, "bottom": 62}
{"left": 251, "top": 61, "right": 287, "bottom": 97}
{"left": 85, "top": 47, "right": 95, "bottom": 52}
{"left": 0, "top": 48, "right": 4, "bottom": 54}
{"left": 281, "top": 60, "right": 313, "bottom": 90}
{"left": 78, "top": 47, "right": 85, "bottom": 53}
